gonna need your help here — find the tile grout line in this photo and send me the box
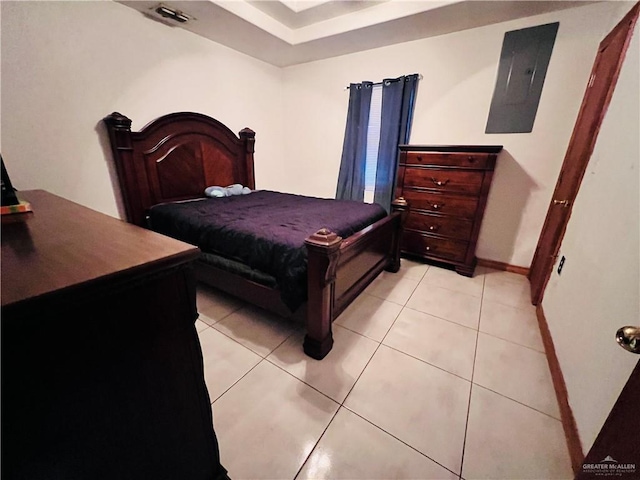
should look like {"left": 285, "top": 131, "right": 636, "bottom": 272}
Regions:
{"left": 477, "top": 329, "right": 547, "bottom": 354}
{"left": 474, "top": 281, "right": 552, "bottom": 372}
{"left": 457, "top": 272, "right": 485, "bottom": 478}
{"left": 202, "top": 284, "right": 393, "bottom": 406}
{"left": 216, "top": 328, "right": 341, "bottom": 404}
{"left": 291, "top": 407, "right": 342, "bottom": 480}
{"left": 365, "top": 264, "right": 428, "bottom": 306}
{"left": 210, "top": 358, "right": 264, "bottom": 405}
{"left": 205, "top": 307, "right": 300, "bottom": 357}
{"left": 470, "top": 383, "right": 564, "bottom": 423}
{"left": 472, "top": 280, "right": 564, "bottom": 421}
{"left": 195, "top": 311, "right": 266, "bottom": 405}
{"left": 419, "top": 283, "right": 484, "bottom": 299}
{"left": 206, "top": 266, "right": 497, "bottom": 478}
{"left": 333, "top": 322, "right": 384, "bottom": 343}
{"left": 212, "top": 353, "right": 340, "bottom": 480}
{"left": 289, "top": 270, "right": 422, "bottom": 477}
{"left": 203, "top": 268, "right": 553, "bottom": 479}
{"left": 199, "top": 299, "right": 300, "bottom": 404}
{"left": 195, "top": 307, "right": 240, "bottom": 328}
{"left": 196, "top": 290, "right": 245, "bottom": 322}
{"left": 357, "top": 263, "right": 428, "bottom": 363}
{"left": 381, "top": 343, "right": 474, "bottom": 383}
{"left": 291, "top": 265, "right": 479, "bottom": 478}
{"left": 293, "top": 264, "right": 468, "bottom": 478}
{"left": 198, "top": 294, "right": 335, "bottom": 479}
{"left": 264, "top": 357, "right": 340, "bottom": 405}
{"left": 286, "top": 281, "right": 416, "bottom": 480}
{"left": 339, "top": 310, "right": 403, "bottom": 405}
{"left": 205, "top": 321, "right": 266, "bottom": 356}
{"left": 268, "top": 263, "right": 422, "bottom": 409}
{"left": 341, "top": 404, "right": 460, "bottom": 478}
{"left": 401, "top": 304, "right": 482, "bottom": 333}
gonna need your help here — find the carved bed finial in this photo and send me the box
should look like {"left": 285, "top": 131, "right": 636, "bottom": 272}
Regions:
{"left": 391, "top": 196, "right": 408, "bottom": 207}
{"left": 305, "top": 228, "right": 342, "bottom": 247}
{"left": 103, "top": 112, "right": 132, "bottom": 130}
{"left": 239, "top": 127, "right": 255, "bottom": 139}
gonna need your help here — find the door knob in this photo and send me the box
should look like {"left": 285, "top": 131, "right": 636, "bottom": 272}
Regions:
{"left": 616, "top": 326, "right": 640, "bottom": 354}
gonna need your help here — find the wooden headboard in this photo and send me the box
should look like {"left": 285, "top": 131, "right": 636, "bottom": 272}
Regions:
{"left": 103, "top": 112, "right": 256, "bottom": 227}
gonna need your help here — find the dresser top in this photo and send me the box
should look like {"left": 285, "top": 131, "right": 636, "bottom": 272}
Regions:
{"left": 1, "top": 190, "right": 199, "bottom": 308}
{"left": 399, "top": 145, "right": 503, "bottom": 154}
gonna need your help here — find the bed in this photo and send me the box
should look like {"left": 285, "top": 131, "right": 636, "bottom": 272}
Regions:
{"left": 103, "top": 111, "right": 407, "bottom": 359}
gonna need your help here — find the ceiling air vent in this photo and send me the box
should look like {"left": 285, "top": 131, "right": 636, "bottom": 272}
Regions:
{"left": 153, "top": 4, "right": 192, "bottom": 24}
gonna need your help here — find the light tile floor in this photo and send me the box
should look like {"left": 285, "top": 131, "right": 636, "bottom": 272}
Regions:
{"left": 196, "top": 261, "right": 573, "bottom": 480}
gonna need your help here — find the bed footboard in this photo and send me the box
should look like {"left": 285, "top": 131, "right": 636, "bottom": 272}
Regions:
{"left": 303, "top": 200, "right": 406, "bottom": 360}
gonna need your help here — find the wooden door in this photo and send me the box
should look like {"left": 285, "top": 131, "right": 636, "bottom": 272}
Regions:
{"left": 528, "top": 3, "right": 639, "bottom": 305}
{"left": 576, "top": 359, "right": 640, "bottom": 479}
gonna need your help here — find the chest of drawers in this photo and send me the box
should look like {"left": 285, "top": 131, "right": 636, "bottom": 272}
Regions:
{"left": 396, "top": 145, "right": 502, "bottom": 276}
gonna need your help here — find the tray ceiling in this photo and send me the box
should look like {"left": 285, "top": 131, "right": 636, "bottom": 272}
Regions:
{"left": 118, "top": 0, "right": 597, "bottom": 67}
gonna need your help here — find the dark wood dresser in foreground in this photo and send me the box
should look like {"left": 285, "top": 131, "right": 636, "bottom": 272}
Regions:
{"left": 396, "top": 145, "right": 502, "bottom": 276}
{"left": 1, "top": 190, "right": 228, "bottom": 480}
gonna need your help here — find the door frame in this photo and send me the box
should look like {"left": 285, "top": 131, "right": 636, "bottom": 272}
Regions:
{"left": 528, "top": 2, "right": 639, "bottom": 305}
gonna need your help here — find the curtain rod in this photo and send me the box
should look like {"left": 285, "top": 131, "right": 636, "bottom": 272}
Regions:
{"left": 344, "top": 74, "right": 422, "bottom": 90}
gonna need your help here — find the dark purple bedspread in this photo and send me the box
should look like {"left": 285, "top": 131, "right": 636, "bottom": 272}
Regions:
{"left": 148, "top": 190, "right": 387, "bottom": 310}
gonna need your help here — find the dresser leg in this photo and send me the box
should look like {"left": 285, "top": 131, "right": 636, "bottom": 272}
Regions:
{"left": 455, "top": 263, "right": 476, "bottom": 277}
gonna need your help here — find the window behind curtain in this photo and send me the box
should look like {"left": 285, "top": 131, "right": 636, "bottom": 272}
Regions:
{"left": 364, "top": 84, "right": 382, "bottom": 203}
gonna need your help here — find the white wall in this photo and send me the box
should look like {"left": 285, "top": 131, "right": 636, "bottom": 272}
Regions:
{"left": 542, "top": 20, "right": 639, "bottom": 453}
{"left": 1, "top": 1, "right": 285, "bottom": 218}
{"left": 2, "top": 1, "right": 633, "bottom": 270}
{"left": 281, "top": 2, "right": 633, "bottom": 268}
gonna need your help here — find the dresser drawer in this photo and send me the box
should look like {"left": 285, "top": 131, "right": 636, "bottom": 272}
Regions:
{"left": 403, "top": 190, "right": 479, "bottom": 219}
{"left": 405, "top": 212, "right": 473, "bottom": 240}
{"left": 403, "top": 168, "right": 484, "bottom": 195}
{"left": 402, "top": 231, "right": 468, "bottom": 263}
{"left": 404, "top": 152, "right": 491, "bottom": 169}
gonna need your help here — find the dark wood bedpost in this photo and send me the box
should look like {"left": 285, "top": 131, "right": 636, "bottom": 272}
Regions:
{"left": 304, "top": 228, "right": 342, "bottom": 360}
{"left": 103, "top": 112, "right": 148, "bottom": 227}
{"left": 387, "top": 197, "right": 408, "bottom": 273}
{"left": 239, "top": 128, "right": 256, "bottom": 190}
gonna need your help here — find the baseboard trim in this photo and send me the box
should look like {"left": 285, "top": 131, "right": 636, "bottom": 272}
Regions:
{"left": 535, "top": 304, "right": 584, "bottom": 474}
{"left": 476, "top": 258, "right": 529, "bottom": 276}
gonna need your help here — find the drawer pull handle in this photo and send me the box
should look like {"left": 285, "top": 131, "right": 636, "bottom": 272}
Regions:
{"left": 428, "top": 225, "right": 440, "bottom": 232}
{"left": 425, "top": 245, "right": 436, "bottom": 252}
{"left": 431, "top": 178, "right": 450, "bottom": 187}
{"left": 467, "top": 156, "right": 476, "bottom": 163}
{"left": 430, "top": 203, "right": 445, "bottom": 210}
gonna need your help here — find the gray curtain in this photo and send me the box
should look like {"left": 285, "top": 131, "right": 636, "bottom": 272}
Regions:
{"left": 336, "top": 82, "right": 373, "bottom": 202}
{"left": 374, "top": 74, "right": 420, "bottom": 212}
